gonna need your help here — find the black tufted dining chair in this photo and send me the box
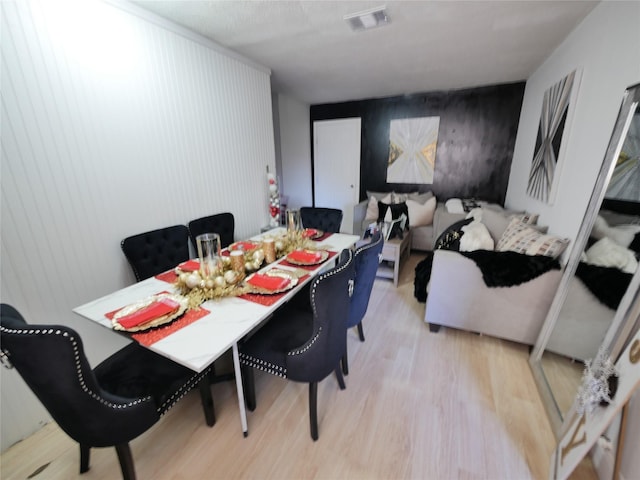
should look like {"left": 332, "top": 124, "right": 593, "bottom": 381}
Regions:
{"left": 188, "top": 212, "right": 235, "bottom": 250}
{"left": 239, "top": 249, "right": 355, "bottom": 441}
{"left": 0, "top": 303, "right": 214, "bottom": 480}
{"left": 121, "top": 225, "right": 190, "bottom": 281}
{"left": 300, "top": 207, "right": 343, "bottom": 233}
{"left": 342, "top": 231, "right": 383, "bottom": 375}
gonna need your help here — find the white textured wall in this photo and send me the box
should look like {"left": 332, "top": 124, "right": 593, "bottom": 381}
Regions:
{"left": 1, "top": 0, "right": 274, "bottom": 450}
{"left": 506, "top": 2, "right": 640, "bottom": 477}
{"left": 277, "top": 94, "right": 312, "bottom": 209}
{"left": 505, "top": 1, "right": 640, "bottom": 257}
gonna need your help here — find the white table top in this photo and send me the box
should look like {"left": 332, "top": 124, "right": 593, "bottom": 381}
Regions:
{"left": 73, "top": 230, "right": 360, "bottom": 373}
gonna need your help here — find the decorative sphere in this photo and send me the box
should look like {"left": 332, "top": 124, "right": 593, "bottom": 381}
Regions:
{"left": 223, "top": 270, "right": 238, "bottom": 284}
{"left": 245, "top": 262, "right": 254, "bottom": 272}
{"left": 274, "top": 240, "right": 284, "bottom": 251}
{"left": 213, "top": 276, "right": 226, "bottom": 288}
{"left": 222, "top": 256, "right": 231, "bottom": 266}
{"left": 252, "top": 260, "right": 262, "bottom": 270}
{"left": 186, "top": 273, "right": 201, "bottom": 289}
{"left": 269, "top": 184, "right": 277, "bottom": 193}
{"left": 253, "top": 250, "right": 265, "bottom": 262}
{"left": 205, "top": 278, "right": 215, "bottom": 289}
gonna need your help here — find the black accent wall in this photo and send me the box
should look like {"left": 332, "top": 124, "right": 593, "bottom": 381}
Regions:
{"left": 310, "top": 82, "right": 526, "bottom": 205}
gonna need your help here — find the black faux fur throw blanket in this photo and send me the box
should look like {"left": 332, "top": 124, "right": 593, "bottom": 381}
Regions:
{"left": 575, "top": 262, "right": 632, "bottom": 310}
{"left": 459, "top": 250, "right": 561, "bottom": 287}
{"left": 413, "top": 250, "right": 560, "bottom": 303}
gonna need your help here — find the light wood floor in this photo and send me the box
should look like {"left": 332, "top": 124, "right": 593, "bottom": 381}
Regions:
{"left": 541, "top": 351, "right": 584, "bottom": 418}
{"left": 1, "top": 253, "right": 576, "bottom": 479}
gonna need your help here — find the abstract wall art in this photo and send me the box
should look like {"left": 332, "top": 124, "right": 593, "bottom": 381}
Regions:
{"left": 527, "top": 69, "right": 582, "bottom": 204}
{"left": 387, "top": 116, "right": 440, "bottom": 184}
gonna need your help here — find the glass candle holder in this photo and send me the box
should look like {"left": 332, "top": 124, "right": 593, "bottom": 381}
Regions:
{"left": 196, "top": 233, "right": 222, "bottom": 279}
{"left": 286, "top": 209, "right": 301, "bottom": 233}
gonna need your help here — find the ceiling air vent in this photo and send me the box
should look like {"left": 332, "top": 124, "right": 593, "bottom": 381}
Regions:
{"left": 344, "top": 6, "right": 390, "bottom": 31}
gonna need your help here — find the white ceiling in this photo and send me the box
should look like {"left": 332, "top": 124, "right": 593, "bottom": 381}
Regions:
{"left": 130, "top": 0, "right": 599, "bottom": 105}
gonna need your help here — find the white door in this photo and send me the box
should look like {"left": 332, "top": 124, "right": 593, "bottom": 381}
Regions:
{"left": 313, "top": 118, "right": 361, "bottom": 234}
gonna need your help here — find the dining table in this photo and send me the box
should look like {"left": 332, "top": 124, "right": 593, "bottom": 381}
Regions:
{"left": 73, "top": 227, "right": 360, "bottom": 436}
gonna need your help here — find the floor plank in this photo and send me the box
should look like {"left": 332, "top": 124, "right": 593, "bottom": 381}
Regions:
{"left": 1, "top": 253, "right": 586, "bottom": 479}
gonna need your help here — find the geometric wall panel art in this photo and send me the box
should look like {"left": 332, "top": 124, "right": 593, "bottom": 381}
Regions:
{"left": 527, "top": 69, "right": 582, "bottom": 204}
{"left": 606, "top": 108, "right": 640, "bottom": 202}
{"left": 387, "top": 116, "right": 440, "bottom": 184}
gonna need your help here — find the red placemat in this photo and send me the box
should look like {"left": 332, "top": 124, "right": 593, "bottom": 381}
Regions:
{"left": 313, "top": 232, "right": 333, "bottom": 242}
{"left": 155, "top": 270, "right": 178, "bottom": 284}
{"left": 278, "top": 250, "right": 338, "bottom": 270}
{"left": 105, "top": 298, "right": 210, "bottom": 347}
{"left": 240, "top": 274, "right": 310, "bottom": 306}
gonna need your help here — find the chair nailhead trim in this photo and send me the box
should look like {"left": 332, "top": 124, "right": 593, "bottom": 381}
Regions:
{"left": 310, "top": 249, "right": 353, "bottom": 318}
{"left": 1, "top": 326, "right": 151, "bottom": 410}
{"left": 288, "top": 327, "right": 322, "bottom": 356}
{"left": 159, "top": 367, "right": 211, "bottom": 416}
{"left": 354, "top": 234, "right": 383, "bottom": 257}
{"left": 239, "top": 352, "right": 287, "bottom": 378}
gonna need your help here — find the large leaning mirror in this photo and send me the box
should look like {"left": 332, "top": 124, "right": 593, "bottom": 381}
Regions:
{"left": 531, "top": 82, "right": 640, "bottom": 436}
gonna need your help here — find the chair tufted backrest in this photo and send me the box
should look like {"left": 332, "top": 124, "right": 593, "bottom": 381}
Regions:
{"left": 188, "top": 212, "right": 235, "bottom": 249}
{"left": 348, "top": 231, "right": 384, "bottom": 329}
{"left": 0, "top": 304, "right": 158, "bottom": 447}
{"left": 286, "top": 249, "right": 355, "bottom": 382}
{"left": 300, "top": 207, "right": 343, "bottom": 233}
{"left": 121, "top": 225, "right": 190, "bottom": 281}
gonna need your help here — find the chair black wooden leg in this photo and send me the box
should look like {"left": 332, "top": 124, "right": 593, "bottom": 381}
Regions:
{"left": 115, "top": 443, "right": 135, "bottom": 480}
{"left": 241, "top": 365, "right": 256, "bottom": 411}
{"left": 357, "top": 322, "right": 365, "bottom": 342}
{"left": 341, "top": 351, "right": 349, "bottom": 376}
{"left": 309, "top": 382, "right": 318, "bottom": 441}
{"left": 198, "top": 377, "right": 215, "bottom": 427}
{"left": 79, "top": 444, "right": 90, "bottom": 473}
{"left": 429, "top": 323, "right": 441, "bottom": 333}
{"left": 335, "top": 365, "right": 346, "bottom": 390}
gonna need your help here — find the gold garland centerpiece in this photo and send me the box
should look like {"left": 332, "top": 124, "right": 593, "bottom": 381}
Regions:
{"left": 174, "top": 231, "right": 316, "bottom": 309}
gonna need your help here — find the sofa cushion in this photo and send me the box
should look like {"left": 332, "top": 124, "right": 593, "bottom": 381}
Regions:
{"left": 497, "top": 218, "right": 569, "bottom": 258}
{"left": 396, "top": 191, "right": 434, "bottom": 204}
{"left": 407, "top": 196, "right": 436, "bottom": 227}
{"left": 467, "top": 207, "right": 542, "bottom": 243}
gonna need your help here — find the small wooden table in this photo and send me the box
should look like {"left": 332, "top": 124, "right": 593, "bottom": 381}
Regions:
{"left": 377, "top": 230, "right": 412, "bottom": 286}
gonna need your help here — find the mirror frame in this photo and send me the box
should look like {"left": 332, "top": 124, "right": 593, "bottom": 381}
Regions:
{"left": 530, "top": 82, "right": 640, "bottom": 437}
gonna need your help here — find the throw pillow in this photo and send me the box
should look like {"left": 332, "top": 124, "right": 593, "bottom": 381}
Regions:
{"left": 469, "top": 207, "right": 543, "bottom": 243}
{"left": 378, "top": 201, "right": 410, "bottom": 227}
{"left": 585, "top": 237, "right": 638, "bottom": 274}
{"left": 406, "top": 196, "right": 436, "bottom": 227}
{"left": 407, "top": 191, "right": 434, "bottom": 204}
{"left": 365, "top": 193, "right": 392, "bottom": 221}
{"left": 497, "top": 218, "right": 569, "bottom": 258}
{"left": 445, "top": 198, "right": 464, "bottom": 214}
{"left": 591, "top": 215, "right": 640, "bottom": 247}
{"left": 459, "top": 221, "right": 495, "bottom": 252}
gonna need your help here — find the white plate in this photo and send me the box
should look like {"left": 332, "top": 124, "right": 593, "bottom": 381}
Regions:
{"left": 111, "top": 293, "right": 188, "bottom": 332}
{"left": 246, "top": 270, "right": 299, "bottom": 294}
{"left": 285, "top": 249, "right": 329, "bottom": 266}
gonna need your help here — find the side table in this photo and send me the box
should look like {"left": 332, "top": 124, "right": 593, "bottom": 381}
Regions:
{"left": 376, "top": 230, "right": 412, "bottom": 286}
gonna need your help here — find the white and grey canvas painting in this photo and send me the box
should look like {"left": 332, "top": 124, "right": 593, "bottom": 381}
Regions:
{"left": 527, "top": 69, "right": 579, "bottom": 203}
{"left": 387, "top": 116, "right": 440, "bottom": 184}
